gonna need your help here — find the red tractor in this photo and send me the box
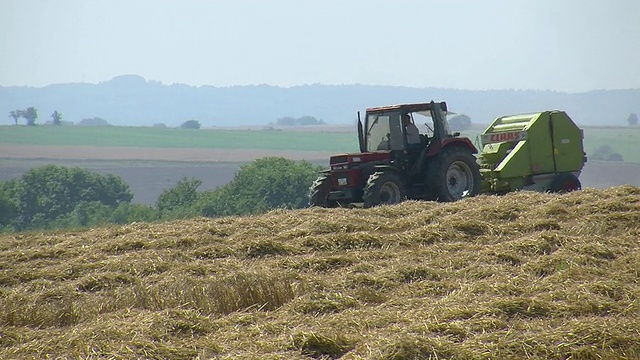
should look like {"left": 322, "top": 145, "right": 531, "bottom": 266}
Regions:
{"left": 309, "top": 101, "right": 481, "bottom": 207}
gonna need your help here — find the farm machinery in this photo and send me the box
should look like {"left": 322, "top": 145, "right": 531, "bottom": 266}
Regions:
{"left": 309, "top": 101, "right": 586, "bottom": 207}
{"left": 477, "top": 110, "right": 586, "bottom": 194}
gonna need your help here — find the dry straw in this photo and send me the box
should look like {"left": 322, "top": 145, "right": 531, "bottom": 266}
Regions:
{"left": 1, "top": 185, "right": 639, "bottom": 359}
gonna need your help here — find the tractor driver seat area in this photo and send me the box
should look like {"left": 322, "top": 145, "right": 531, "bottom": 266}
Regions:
{"left": 419, "top": 134, "right": 430, "bottom": 147}
{"left": 407, "top": 133, "right": 429, "bottom": 154}
{"left": 407, "top": 136, "right": 438, "bottom": 176}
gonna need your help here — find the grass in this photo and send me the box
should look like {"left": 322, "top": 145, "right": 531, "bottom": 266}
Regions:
{"left": 1, "top": 186, "right": 639, "bottom": 358}
{"left": 0, "top": 125, "right": 357, "bottom": 153}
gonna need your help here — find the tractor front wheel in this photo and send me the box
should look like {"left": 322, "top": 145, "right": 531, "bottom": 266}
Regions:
{"left": 428, "top": 147, "right": 481, "bottom": 202}
{"left": 363, "top": 171, "right": 406, "bottom": 208}
{"left": 309, "top": 173, "right": 337, "bottom": 207}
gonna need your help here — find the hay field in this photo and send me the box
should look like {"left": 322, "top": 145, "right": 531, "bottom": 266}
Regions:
{"left": 1, "top": 187, "right": 639, "bottom": 359}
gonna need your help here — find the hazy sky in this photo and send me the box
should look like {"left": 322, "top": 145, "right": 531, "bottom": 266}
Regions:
{"left": 1, "top": 0, "right": 639, "bottom": 92}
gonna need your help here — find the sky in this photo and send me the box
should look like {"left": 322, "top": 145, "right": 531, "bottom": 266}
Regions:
{"left": 1, "top": 0, "right": 639, "bottom": 92}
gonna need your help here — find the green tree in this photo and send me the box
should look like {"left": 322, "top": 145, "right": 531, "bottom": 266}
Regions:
{"left": 275, "top": 116, "right": 325, "bottom": 126}
{"left": 8, "top": 110, "right": 20, "bottom": 125}
{"left": 180, "top": 120, "right": 201, "bottom": 129}
{"left": 23, "top": 107, "right": 38, "bottom": 126}
{"left": 3, "top": 165, "right": 133, "bottom": 230}
{"left": 297, "top": 115, "right": 325, "bottom": 125}
{"left": 448, "top": 114, "right": 472, "bottom": 132}
{"left": 109, "top": 203, "right": 159, "bottom": 224}
{"left": 199, "top": 157, "right": 322, "bottom": 217}
{"left": 78, "top": 117, "right": 110, "bottom": 126}
{"left": 156, "top": 177, "right": 202, "bottom": 217}
{"left": 275, "top": 116, "right": 297, "bottom": 126}
{"left": 51, "top": 201, "right": 114, "bottom": 228}
{"left": 628, "top": 113, "right": 638, "bottom": 126}
{"left": 198, "top": 186, "right": 236, "bottom": 217}
{"left": 51, "top": 111, "right": 63, "bottom": 126}
{"left": 0, "top": 182, "right": 17, "bottom": 228}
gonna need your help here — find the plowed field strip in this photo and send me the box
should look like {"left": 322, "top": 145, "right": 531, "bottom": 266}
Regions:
{"left": 0, "top": 144, "right": 332, "bottom": 162}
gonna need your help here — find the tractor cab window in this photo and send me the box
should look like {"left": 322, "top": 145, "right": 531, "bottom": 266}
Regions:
{"left": 442, "top": 112, "right": 454, "bottom": 136}
{"left": 413, "top": 112, "right": 435, "bottom": 139}
{"left": 414, "top": 109, "right": 454, "bottom": 139}
{"left": 366, "top": 112, "right": 404, "bottom": 151}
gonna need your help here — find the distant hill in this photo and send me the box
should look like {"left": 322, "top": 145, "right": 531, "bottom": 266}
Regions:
{"left": 1, "top": 74, "right": 638, "bottom": 127}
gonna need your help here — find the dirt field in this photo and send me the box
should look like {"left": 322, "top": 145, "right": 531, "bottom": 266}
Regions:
{"left": 0, "top": 144, "right": 333, "bottom": 162}
{"left": 1, "top": 144, "right": 639, "bottom": 205}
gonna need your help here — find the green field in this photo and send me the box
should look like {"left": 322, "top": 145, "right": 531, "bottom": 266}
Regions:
{"left": 1, "top": 125, "right": 638, "bottom": 163}
{"left": 0, "top": 125, "right": 358, "bottom": 153}
{"left": 581, "top": 126, "right": 640, "bottom": 163}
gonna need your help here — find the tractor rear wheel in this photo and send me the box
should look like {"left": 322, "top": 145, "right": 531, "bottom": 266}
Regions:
{"left": 363, "top": 171, "right": 406, "bottom": 208}
{"left": 427, "top": 147, "right": 481, "bottom": 202}
{"left": 549, "top": 173, "right": 581, "bottom": 193}
{"left": 309, "top": 173, "right": 337, "bottom": 207}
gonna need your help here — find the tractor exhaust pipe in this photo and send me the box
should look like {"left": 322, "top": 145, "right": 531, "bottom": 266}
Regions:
{"left": 357, "top": 111, "right": 365, "bottom": 153}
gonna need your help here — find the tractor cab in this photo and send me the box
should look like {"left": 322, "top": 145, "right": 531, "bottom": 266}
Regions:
{"left": 359, "top": 101, "right": 452, "bottom": 155}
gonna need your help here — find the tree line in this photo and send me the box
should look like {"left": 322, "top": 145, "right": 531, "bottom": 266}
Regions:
{"left": 7, "top": 107, "right": 207, "bottom": 129}
{"left": 8, "top": 107, "right": 65, "bottom": 126}
{"left": 0, "top": 157, "right": 322, "bottom": 232}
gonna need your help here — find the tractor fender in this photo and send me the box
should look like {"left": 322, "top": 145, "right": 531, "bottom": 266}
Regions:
{"left": 427, "top": 138, "right": 478, "bottom": 157}
{"left": 367, "top": 164, "right": 403, "bottom": 181}
{"left": 371, "top": 164, "right": 401, "bottom": 173}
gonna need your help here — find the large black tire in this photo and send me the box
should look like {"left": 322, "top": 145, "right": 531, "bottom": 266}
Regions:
{"left": 363, "top": 171, "right": 406, "bottom": 208}
{"left": 549, "top": 172, "right": 581, "bottom": 193}
{"left": 427, "top": 147, "right": 481, "bottom": 202}
{"left": 309, "top": 173, "right": 336, "bottom": 207}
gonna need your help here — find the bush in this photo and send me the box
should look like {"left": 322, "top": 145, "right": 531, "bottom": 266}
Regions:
{"left": 109, "top": 203, "right": 159, "bottom": 224}
{"left": 2, "top": 165, "right": 133, "bottom": 230}
{"left": 198, "top": 157, "right": 322, "bottom": 217}
{"left": 50, "top": 201, "right": 115, "bottom": 228}
{"left": 156, "top": 178, "right": 202, "bottom": 218}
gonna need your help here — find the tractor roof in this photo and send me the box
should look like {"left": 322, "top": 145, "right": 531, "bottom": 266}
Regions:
{"left": 366, "top": 101, "right": 448, "bottom": 113}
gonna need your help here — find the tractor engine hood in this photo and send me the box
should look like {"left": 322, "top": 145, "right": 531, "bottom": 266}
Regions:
{"left": 329, "top": 152, "right": 391, "bottom": 170}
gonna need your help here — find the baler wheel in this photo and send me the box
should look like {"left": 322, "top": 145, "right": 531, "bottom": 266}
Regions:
{"left": 549, "top": 173, "right": 581, "bottom": 193}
